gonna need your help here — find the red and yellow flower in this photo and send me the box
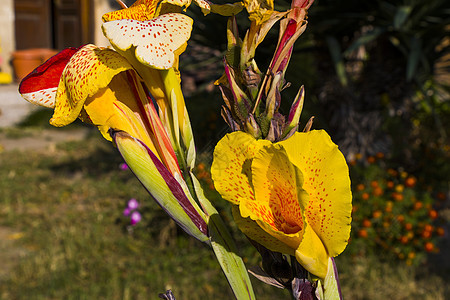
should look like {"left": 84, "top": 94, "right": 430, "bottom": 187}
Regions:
{"left": 19, "top": 3, "right": 206, "bottom": 241}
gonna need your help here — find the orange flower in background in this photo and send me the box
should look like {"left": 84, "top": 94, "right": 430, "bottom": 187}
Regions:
{"left": 392, "top": 192, "right": 404, "bottom": 202}
{"left": 423, "top": 224, "right": 433, "bottom": 232}
{"left": 421, "top": 230, "right": 431, "bottom": 239}
{"left": 428, "top": 209, "right": 438, "bottom": 219}
{"left": 436, "top": 227, "right": 445, "bottom": 236}
{"left": 367, "top": 156, "right": 376, "bottom": 164}
{"left": 436, "top": 192, "right": 446, "bottom": 201}
{"left": 358, "top": 229, "right": 368, "bottom": 238}
{"left": 400, "top": 236, "right": 409, "bottom": 244}
{"left": 413, "top": 201, "right": 423, "bottom": 210}
{"left": 197, "top": 162, "right": 205, "bottom": 171}
{"left": 424, "top": 242, "right": 434, "bottom": 252}
{"left": 405, "top": 176, "right": 417, "bottom": 187}
{"left": 372, "top": 210, "right": 382, "bottom": 219}
{"left": 373, "top": 187, "right": 384, "bottom": 197}
{"left": 376, "top": 152, "right": 384, "bottom": 159}
{"left": 387, "top": 168, "right": 398, "bottom": 177}
{"left": 362, "top": 219, "right": 372, "bottom": 228}
{"left": 396, "top": 215, "right": 405, "bottom": 222}
{"left": 405, "top": 223, "right": 413, "bottom": 231}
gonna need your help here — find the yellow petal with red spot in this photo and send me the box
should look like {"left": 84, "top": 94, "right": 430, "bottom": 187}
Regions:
{"left": 241, "top": 144, "right": 307, "bottom": 251}
{"left": 295, "top": 223, "right": 329, "bottom": 279}
{"left": 279, "top": 130, "right": 352, "bottom": 257}
{"left": 211, "top": 131, "right": 270, "bottom": 205}
{"left": 102, "top": 3, "right": 158, "bottom": 22}
{"left": 50, "top": 44, "right": 133, "bottom": 127}
{"left": 241, "top": 144, "right": 305, "bottom": 233}
{"left": 102, "top": 13, "right": 193, "bottom": 70}
{"left": 82, "top": 73, "right": 155, "bottom": 150}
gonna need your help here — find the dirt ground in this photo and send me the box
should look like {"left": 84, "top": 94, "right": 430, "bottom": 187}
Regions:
{"left": 0, "top": 129, "right": 89, "bottom": 152}
{"left": 0, "top": 84, "right": 37, "bottom": 128}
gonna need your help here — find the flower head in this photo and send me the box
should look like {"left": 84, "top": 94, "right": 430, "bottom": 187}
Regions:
{"left": 130, "top": 211, "right": 142, "bottom": 225}
{"left": 123, "top": 207, "right": 131, "bottom": 216}
{"left": 19, "top": 14, "right": 207, "bottom": 243}
{"left": 211, "top": 130, "right": 352, "bottom": 279}
{"left": 128, "top": 198, "right": 140, "bottom": 210}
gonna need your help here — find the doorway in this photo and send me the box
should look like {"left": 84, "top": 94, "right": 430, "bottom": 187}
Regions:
{"left": 14, "top": 0, "right": 93, "bottom": 50}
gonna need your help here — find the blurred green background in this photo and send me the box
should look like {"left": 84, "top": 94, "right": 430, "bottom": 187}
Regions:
{"left": 0, "top": 0, "right": 448, "bottom": 299}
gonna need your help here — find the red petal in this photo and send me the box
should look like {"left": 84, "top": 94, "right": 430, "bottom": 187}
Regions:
{"left": 19, "top": 47, "right": 80, "bottom": 94}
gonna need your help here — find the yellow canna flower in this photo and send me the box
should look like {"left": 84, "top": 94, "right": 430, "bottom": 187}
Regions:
{"left": 211, "top": 129, "right": 352, "bottom": 279}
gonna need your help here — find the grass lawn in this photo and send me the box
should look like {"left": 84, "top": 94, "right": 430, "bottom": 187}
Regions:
{"left": 0, "top": 127, "right": 448, "bottom": 299}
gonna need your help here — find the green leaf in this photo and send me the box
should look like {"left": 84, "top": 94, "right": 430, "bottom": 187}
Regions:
{"left": 343, "top": 27, "right": 385, "bottom": 56}
{"left": 191, "top": 174, "right": 256, "bottom": 300}
{"left": 406, "top": 36, "right": 422, "bottom": 81}
{"left": 326, "top": 36, "right": 348, "bottom": 87}
{"left": 394, "top": 6, "right": 412, "bottom": 30}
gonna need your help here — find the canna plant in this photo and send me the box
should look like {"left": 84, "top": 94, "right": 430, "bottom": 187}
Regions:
{"left": 211, "top": 0, "right": 352, "bottom": 298}
{"left": 18, "top": 0, "right": 352, "bottom": 299}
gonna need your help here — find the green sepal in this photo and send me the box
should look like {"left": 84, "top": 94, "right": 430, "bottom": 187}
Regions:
{"left": 323, "top": 257, "right": 343, "bottom": 300}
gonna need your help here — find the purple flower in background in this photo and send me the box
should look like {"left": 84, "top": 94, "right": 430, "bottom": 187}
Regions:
{"left": 119, "top": 163, "right": 129, "bottom": 170}
{"left": 127, "top": 198, "right": 139, "bottom": 210}
{"left": 123, "top": 207, "right": 131, "bottom": 216}
{"left": 130, "top": 211, "right": 142, "bottom": 226}
{"left": 123, "top": 198, "right": 141, "bottom": 226}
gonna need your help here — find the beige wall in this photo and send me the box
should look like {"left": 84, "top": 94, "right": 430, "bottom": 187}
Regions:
{"left": 0, "top": 0, "right": 15, "bottom": 75}
{"left": 94, "top": 0, "right": 114, "bottom": 47}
